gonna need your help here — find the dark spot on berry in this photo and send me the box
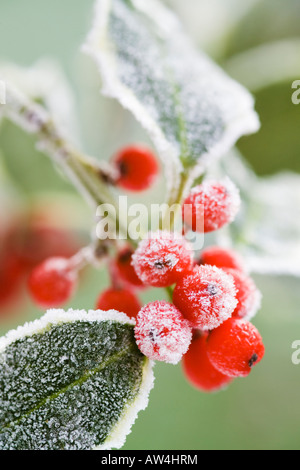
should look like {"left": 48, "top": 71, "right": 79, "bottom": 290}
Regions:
{"left": 154, "top": 257, "right": 173, "bottom": 270}
{"left": 149, "top": 328, "right": 159, "bottom": 342}
{"left": 207, "top": 283, "right": 219, "bottom": 296}
{"left": 154, "top": 260, "right": 165, "bottom": 270}
{"left": 248, "top": 353, "right": 258, "bottom": 368}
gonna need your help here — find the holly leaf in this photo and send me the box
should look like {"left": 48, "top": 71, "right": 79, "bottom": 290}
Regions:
{"left": 0, "top": 309, "right": 154, "bottom": 450}
{"left": 83, "top": 0, "right": 259, "bottom": 190}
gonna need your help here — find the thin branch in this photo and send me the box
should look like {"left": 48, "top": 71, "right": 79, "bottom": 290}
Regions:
{"left": 2, "top": 84, "right": 112, "bottom": 206}
{"left": 1, "top": 83, "right": 132, "bottom": 242}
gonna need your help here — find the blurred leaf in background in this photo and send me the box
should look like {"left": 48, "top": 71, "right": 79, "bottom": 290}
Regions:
{"left": 223, "top": 0, "right": 300, "bottom": 175}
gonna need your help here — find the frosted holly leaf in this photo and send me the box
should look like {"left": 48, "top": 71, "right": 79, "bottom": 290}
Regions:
{"left": 0, "top": 60, "right": 79, "bottom": 141}
{"left": 0, "top": 309, "right": 154, "bottom": 450}
{"left": 83, "top": 0, "right": 260, "bottom": 190}
{"left": 209, "top": 151, "right": 300, "bottom": 277}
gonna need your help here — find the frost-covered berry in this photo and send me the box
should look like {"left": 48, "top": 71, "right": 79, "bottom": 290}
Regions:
{"left": 199, "top": 246, "right": 245, "bottom": 272}
{"left": 182, "top": 334, "right": 233, "bottom": 392}
{"left": 182, "top": 179, "right": 241, "bottom": 233}
{"left": 112, "top": 145, "right": 159, "bottom": 192}
{"left": 114, "top": 246, "right": 145, "bottom": 289}
{"left": 132, "top": 231, "right": 194, "bottom": 288}
{"left": 28, "top": 257, "right": 77, "bottom": 308}
{"left": 134, "top": 301, "right": 193, "bottom": 364}
{"left": 223, "top": 268, "right": 262, "bottom": 321}
{"left": 207, "top": 318, "right": 265, "bottom": 378}
{"left": 173, "top": 265, "right": 238, "bottom": 330}
{"left": 96, "top": 287, "right": 141, "bottom": 319}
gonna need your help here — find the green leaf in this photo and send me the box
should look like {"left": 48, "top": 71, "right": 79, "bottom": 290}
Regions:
{"left": 237, "top": 82, "right": 300, "bottom": 176}
{"left": 0, "top": 309, "right": 154, "bottom": 450}
{"left": 225, "top": 0, "right": 300, "bottom": 57}
{"left": 224, "top": 39, "right": 300, "bottom": 94}
{"left": 83, "top": 0, "right": 259, "bottom": 188}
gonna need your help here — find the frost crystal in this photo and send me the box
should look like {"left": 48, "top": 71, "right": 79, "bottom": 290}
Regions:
{"left": 0, "top": 309, "right": 154, "bottom": 450}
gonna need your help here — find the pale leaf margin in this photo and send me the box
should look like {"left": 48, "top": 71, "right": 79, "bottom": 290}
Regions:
{"left": 0, "top": 308, "right": 155, "bottom": 451}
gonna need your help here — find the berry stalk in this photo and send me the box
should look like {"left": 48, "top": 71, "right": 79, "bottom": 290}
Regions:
{"left": 163, "top": 171, "right": 193, "bottom": 230}
{"left": 1, "top": 84, "right": 131, "bottom": 240}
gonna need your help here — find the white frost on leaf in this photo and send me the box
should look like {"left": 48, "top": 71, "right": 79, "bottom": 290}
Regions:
{"left": 0, "top": 308, "right": 155, "bottom": 450}
{"left": 82, "top": 0, "right": 260, "bottom": 193}
{"left": 0, "top": 308, "right": 135, "bottom": 352}
{"left": 97, "top": 357, "right": 155, "bottom": 450}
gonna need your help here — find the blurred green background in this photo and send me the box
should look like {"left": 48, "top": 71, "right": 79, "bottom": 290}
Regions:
{"left": 0, "top": 0, "right": 300, "bottom": 450}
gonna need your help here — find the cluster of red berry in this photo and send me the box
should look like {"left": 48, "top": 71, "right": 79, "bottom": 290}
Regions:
{"left": 26, "top": 145, "right": 265, "bottom": 393}
{"left": 132, "top": 234, "right": 264, "bottom": 393}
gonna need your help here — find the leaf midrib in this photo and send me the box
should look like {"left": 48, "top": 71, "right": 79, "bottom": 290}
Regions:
{"left": 0, "top": 343, "right": 138, "bottom": 432}
{"left": 149, "top": 18, "right": 191, "bottom": 167}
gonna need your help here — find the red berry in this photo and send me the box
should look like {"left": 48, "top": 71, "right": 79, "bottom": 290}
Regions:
{"left": 0, "top": 252, "right": 24, "bottom": 308}
{"left": 207, "top": 318, "right": 265, "bottom": 378}
{"left": 134, "top": 301, "right": 193, "bottom": 364}
{"left": 173, "top": 265, "right": 237, "bottom": 330}
{"left": 28, "top": 257, "right": 77, "bottom": 308}
{"left": 182, "top": 334, "right": 233, "bottom": 392}
{"left": 112, "top": 145, "right": 159, "bottom": 192}
{"left": 182, "top": 179, "right": 241, "bottom": 233}
{"left": 96, "top": 287, "right": 141, "bottom": 319}
{"left": 223, "top": 268, "right": 262, "bottom": 321}
{"left": 132, "top": 231, "right": 194, "bottom": 288}
{"left": 114, "top": 246, "right": 145, "bottom": 289}
{"left": 199, "top": 246, "right": 245, "bottom": 272}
